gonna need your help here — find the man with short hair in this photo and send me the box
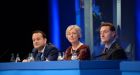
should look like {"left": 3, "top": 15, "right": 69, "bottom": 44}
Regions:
{"left": 23, "top": 30, "right": 58, "bottom": 62}
{"left": 99, "top": 22, "right": 127, "bottom": 60}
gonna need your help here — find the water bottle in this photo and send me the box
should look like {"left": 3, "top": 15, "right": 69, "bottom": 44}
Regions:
{"left": 71, "top": 52, "right": 77, "bottom": 60}
{"left": 28, "top": 53, "right": 34, "bottom": 62}
{"left": 10, "top": 53, "right": 15, "bottom": 62}
{"left": 15, "top": 53, "right": 20, "bottom": 62}
{"left": 62, "top": 52, "right": 65, "bottom": 59}
{"left": 57, "top": 52, "right": 63, "bottom": 60}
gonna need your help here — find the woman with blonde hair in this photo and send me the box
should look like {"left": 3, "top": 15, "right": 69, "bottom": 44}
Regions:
{"left": 64, "top": 25, "right": 90, "bottom": 60}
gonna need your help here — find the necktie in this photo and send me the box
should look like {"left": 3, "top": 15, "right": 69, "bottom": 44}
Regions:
{"left": 36, "top": 52, "right": 43, "bottom": 61}
{"left": 103, "top": 48, "right": 108, "bottom": 54}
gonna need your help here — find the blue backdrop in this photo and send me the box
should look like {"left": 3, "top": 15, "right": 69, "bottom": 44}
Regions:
{"left": 48, "top": 0, "right": 140, "bottom": 60}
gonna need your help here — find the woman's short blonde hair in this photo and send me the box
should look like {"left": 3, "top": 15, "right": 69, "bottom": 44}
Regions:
{"left": 65, "top": 25, "right": 81, "bottom": 38}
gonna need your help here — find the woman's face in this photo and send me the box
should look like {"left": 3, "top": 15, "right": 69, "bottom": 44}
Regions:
{"left": 66, "top": 29, "right": 80, "bottom": 43}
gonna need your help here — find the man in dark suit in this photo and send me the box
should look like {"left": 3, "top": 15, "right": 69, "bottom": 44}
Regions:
{"left": 99, "top": 22, "right": 127, "bottom": 60}
{"left": 23, "top": 30, "right": 58, "bottom": 62}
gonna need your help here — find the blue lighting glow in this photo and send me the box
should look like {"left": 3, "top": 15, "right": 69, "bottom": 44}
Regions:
{"left": 75, "top": 0, "right": 81, "bottom": 26}
{"left": 50, "top": 0, "right": 60, "bottom": 50}
{"left": 136, "top": 0, "right": 140, "bottom": 60}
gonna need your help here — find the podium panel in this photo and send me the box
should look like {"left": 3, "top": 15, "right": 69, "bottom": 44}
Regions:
{"left": 0, "top": 60, "right": 121, "bottom": 75}
{"left": 120, "top": 61, "right": 140, "bottom": 75}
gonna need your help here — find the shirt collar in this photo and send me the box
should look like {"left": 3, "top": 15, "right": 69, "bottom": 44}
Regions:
{"left": 105, "top": 39, "right": 116, "bottom": 49}
{"left": 39, "top": 45, "right": 46, "bottom": 53}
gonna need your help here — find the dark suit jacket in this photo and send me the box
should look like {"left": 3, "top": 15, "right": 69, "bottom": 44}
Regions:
{"left": 32, "top": 43, "right": 58, "bottom": 61}
{"left": 100, "top": 41, "right": 127, "bottom": 60}
{"left": 64, "top": 45, "right": 90, "bottom": 60}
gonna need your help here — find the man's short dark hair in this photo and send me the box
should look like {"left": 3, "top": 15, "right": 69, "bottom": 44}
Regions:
{"left": 32, "top": 30, "right": 46, "bottom": 38}
{"left": 100, "top": 22, "right": 116, "bottom": 32}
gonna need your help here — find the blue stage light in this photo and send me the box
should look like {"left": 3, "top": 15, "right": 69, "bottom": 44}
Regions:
{"left": 50, "top": 0, "right": 60, "bottom": 50}
{"left": 136, "top": 0, "right": 140, "bottom": 60}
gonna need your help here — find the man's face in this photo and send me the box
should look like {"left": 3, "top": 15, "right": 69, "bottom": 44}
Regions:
{"left": 100, "top": 26, "right": 115, "bottom": 44}
{"left": 32, "top": 33, "right": 46, "bottom": 49}
{"left": 66, "top": 29, "right": 80, "bottom": 43}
